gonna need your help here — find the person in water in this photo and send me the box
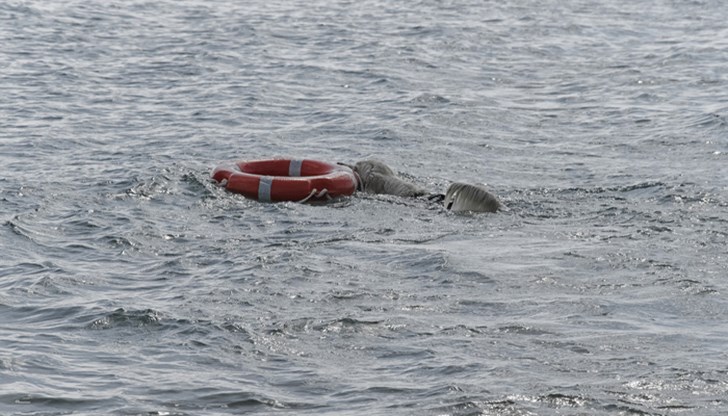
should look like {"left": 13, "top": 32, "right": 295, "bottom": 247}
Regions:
{"left": 340, "top": 159, "right": 500, "bottom": 213}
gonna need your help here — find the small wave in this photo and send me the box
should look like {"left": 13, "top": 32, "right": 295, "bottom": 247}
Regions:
{"left": 195, "top": 391, "right": 291, "bottom": 410}
{"left": 496, "top": 324, "right": 554, "bottom": 336}
{"left": 537, "top": 392, "right": 588, "bottom": 408}
{"left": 120, "top": 175, "right": 173, "bottom": 201}
{"left": 86, "top": 308, "right": 163, "bottom": 330}
{"left": 0, "top": 394, "right": 117, "bottom": 413}
{"left": 427, "top": 398, "right": 518, "bottom": 416}
{"left": 4, "top": 218, "right": 35, "bottom": 241}
{"left": 5, "top": 303, "right": 88, "bottom": 330}
{"left": 266, "top": 317, "right": 384, "bottom": 337}
{"left": 409, "top": 93, "right": 451, "bottom": 107}
{"left": 552, "top": 181, "right": 666, "bottom": 195}
{"left": 687, "top": 112, "right": 728, "bottom": 130}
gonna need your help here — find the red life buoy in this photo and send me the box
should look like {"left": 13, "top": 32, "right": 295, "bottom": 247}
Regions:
{"left": 212, "top": 159, "right": 358, "bottom": 202}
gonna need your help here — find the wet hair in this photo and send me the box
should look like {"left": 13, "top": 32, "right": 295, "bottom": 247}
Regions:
{"left": 444, "top": 182, "right": 500, "bottom": 213}
{"left": 352, "top": 160, "right": 427, "bottom": 198}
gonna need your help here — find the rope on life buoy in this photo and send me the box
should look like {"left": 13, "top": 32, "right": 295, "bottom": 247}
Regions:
{"left": 297, "top": 188, "right": 332, "bottom": 203}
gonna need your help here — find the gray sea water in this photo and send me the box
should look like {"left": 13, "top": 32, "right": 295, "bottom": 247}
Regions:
{"left": 2, "top": 0, "right": 727, "bottom": 415}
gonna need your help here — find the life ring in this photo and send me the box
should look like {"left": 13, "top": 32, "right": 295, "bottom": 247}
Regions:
{"left": 212, "top": 159, "right": 358, "bottom": 202}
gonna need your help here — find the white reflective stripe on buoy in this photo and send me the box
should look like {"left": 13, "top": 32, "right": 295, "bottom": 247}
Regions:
{"left": 288, "top": 159, "right": 303, "bottom": 177}
{"left": 258, "top": 176, "right": 273, "bottom": 202}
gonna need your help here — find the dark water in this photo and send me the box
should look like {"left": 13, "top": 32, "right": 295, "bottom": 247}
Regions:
{"left": 2, "top": 0, "right": 727, "bottom": 415}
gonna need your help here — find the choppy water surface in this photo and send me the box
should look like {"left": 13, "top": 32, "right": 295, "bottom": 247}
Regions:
{"left": 2, "top": 0, "right": 727, "bottom": 414}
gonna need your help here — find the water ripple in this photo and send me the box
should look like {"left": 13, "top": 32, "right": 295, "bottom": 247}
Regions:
{"left": 2, "top": 0, "right": 728, "bottom": 414}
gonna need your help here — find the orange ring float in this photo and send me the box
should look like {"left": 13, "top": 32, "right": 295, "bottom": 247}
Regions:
{"left": 212, "top": 159, "right": 358, "bottom": 202}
